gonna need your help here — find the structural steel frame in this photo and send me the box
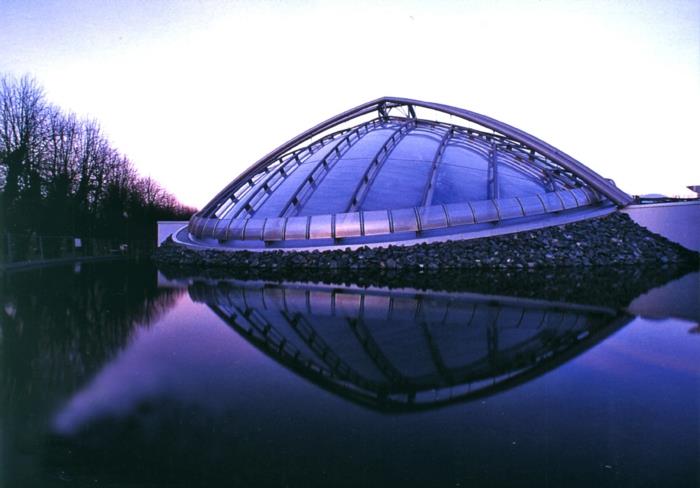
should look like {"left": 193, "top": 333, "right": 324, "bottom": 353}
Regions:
{"left": 189, "top": 97, "right": 631, "bottom": 248}
{"left": 200, "top": 96, "right": 631, "bottom": 219}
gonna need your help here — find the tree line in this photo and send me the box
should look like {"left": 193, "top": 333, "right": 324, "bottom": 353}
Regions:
{"left": 0, "top": 74, "right": 195, "bottom": 242}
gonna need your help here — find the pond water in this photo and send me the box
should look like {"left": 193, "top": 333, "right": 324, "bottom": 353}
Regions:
{"left": 1, "top": 261, "right": 698, "bottom": 487}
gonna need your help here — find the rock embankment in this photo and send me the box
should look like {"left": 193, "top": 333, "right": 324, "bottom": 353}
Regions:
{"left": 154, "top": 213, "right": 698, "bottom": 270}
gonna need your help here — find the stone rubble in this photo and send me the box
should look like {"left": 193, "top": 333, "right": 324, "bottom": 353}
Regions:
{"left": 155, "top": 213, "right": 698, "bottom": 271}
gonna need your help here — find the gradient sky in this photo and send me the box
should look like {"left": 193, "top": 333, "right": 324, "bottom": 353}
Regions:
{"left": 1, "top": 0, "right": 698, "bottom": 208}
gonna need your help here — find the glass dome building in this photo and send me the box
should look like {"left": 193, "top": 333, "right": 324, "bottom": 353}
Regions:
{"left": 180, "top": 97, "right": 631, "bottom": 250}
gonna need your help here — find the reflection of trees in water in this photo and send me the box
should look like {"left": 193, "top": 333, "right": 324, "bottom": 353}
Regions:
{"left": 1, "top": 261, "right": 183, "bottom": 488}
{"left": 0, "top": 261, "right": 183, "bottom": 408}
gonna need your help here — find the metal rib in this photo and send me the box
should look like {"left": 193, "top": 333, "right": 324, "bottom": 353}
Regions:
{"left": 487, "top": 143, "right": 499, "bottom": 200}
{"left": 420, "top": 126, "right": 454, "bottom": 207}
{"left": 345, "top": 120, "right": 416, "bottom": 212}
{"left": 194, "top": 95, "right": 631, "bottom": 231}
{"left": 225, "top": 134, "right": 363, "bottom": 220}
{"left": 203, "top": 97, "right": 631, "bottom": 210}
{"left": 279, "top": 119, "right": 379, "bottom": 218}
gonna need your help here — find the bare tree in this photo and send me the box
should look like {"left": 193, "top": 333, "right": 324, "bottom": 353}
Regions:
{"left": 1, "top": 73, "right": 195, "bottom": 240}
{"left": 0, "top": 75, "right": 48, "bottom": 220}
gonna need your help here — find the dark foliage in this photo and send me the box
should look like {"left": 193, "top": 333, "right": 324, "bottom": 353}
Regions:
{"left": 0, "top": 74, "right": 195, "bottom": 241}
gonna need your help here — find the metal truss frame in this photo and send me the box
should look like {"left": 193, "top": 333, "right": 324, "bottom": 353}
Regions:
{"left": 198, "top": 97, "right": 631, "bottom": 221}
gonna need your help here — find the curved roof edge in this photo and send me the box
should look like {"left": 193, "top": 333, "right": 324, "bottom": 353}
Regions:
{"left": 183, "top": 189, "right": 616, "bottom": 251}
{"left": 200, "top": 97, "right": 632, "bottom": 214}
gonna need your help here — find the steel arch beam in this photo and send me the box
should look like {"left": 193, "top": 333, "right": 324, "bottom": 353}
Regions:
{"left": 279, "top": 119, "right": 379, "bottom": 218}
{"left": 346, "top": 119, "right": 416, "bottom": 213}
{"left": 420, "top": 126, "right": 453, "bottom": 207}
{"left": 379, "top": 97, "right": 632, "bottom": 206}
{"left": 198, "top": 97, "right": 631, "bottom": 218}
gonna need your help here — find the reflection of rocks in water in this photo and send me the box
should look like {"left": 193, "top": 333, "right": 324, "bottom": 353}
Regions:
{"left": 190, "top": 280, "right": 631, "bottom": 411}
{"left": 160, "top": 261, "right": 695, "bottom": 310}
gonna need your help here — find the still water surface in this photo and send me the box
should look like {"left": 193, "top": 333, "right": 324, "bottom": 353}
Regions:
{"left": 1, "top": 262, "right": 698, "bottom": 487}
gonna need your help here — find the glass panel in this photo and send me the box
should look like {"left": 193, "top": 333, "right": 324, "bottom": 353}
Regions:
{"left": 298, "top": 158, "right": 374, "bottom": 215}
{"left": 516, "top": 195, "right": 546, "bottom": 216}
{"left": 557, "top": 190, "right": 579, "bottom": 209}
{"left": 417, "top": 205, "right": 448, "bottom": 231}
{"left": 495, "top": 197, "right": 524, "bottom": 220}
{"left": 361, "top": 160, "right": 432, "bottom": 211}
{"left": 227, "top": 219, "right": 247, "bottom": 240}
{"left": 195, "top": 217, "right": 207, "bottom": 236}
{"left": 213, "top": 219, "right": 232, "bottom": 239}
{"left": 387, "top": 129, "right": 443, "bottom": 162}
{"left": 233, "top": 182, "right": 252, "bottom": 201}
{"left": 498, "top": 163, "right": 547, "bottom": 198}
{"left": 214, "top": 198, "right": 234, "bottom": 218}
{"left": 247, "top": 188, "right": 268, "bottom": 210}
{"left": 432, "top": 146, "right": 489, "bottom": 203}
{"left": 582, "top": 187, "right": 598, "bottom": 203}
{"left": 470, "top": 200, "right": 499, "bottom": 223}
{"left": 334, "top": 212, "right": 362, "bottom": 238}
{"left": 449, "top": 134, "right": 491, "bottom": 158}
{"left": 569, "top": 188, "right": 589, "bottom": 206}
{"left": 444, "top": 202, "right": 474, "bottom": 226}
{"left": 309, "top": 214, "right": 333, "bottom": 239}
{"left": 339, "top": 127, "right": 398, "bottom": 159}
{"left": 541, "top": 192, "right": 564, "bottom": 212}
{"left": 253, "top": 160, "right": 319, "bottom": 218}
{"left": 390, "top": 208, "right": 418, "bottom": 233}
{"left": 284, "top": 216, "right": 309, "bottom": 240}
{"left": 244, "top": 218, "right": 265, "bottom": 240}
{"left": 302, "top": 135, "right": 344, "bottom": 164}
{"left": 187, "top": 217, "right": 198, "bottom": 235}
{"left": 360, "top": 129, "right": 442, "bottom": 211}
{"left": 263, "top": 217, "right": 286, "bottom": 241}
{"left": 227, "top": 183, "right": 265, "bottom": 218}
{"left": 362, "top": 210, "right": 391, "bottom": 236}
{"left": 202, "top": 218, "right": 217, "bottom": 236}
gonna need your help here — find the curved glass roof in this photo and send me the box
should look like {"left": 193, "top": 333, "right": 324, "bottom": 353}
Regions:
{"left": 185, "top": 97, "right": 630, "bottom": 249}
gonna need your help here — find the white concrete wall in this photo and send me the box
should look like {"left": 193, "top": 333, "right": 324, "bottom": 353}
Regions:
{"left": 157, "top": 221, "right": 188, "bottom": 246}
{"left": 623, "top": 200, "right": 700, "bottom": 252}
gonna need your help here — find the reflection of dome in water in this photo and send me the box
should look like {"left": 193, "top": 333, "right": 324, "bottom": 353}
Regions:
{"left": 190, "top": 280, "right": 631, "bottom": 411}
{"left": 182, "top": 97, "right": 632, "bottom": 249}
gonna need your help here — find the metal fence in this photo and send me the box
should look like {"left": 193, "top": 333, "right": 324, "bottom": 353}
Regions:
{"left": 1, "top": 233, "right": 153, "bottom": 267}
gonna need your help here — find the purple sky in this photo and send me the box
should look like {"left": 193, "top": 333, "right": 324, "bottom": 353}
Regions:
{"left": 2, "top": 0, "right": 698, "bottom": 207}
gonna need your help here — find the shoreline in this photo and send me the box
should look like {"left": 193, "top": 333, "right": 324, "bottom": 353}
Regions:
{"left": 155, "top": 213, "right": 699, "bottom": 272}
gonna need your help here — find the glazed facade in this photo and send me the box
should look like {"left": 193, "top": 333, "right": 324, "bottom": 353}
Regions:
{"left": 184, "top": 98, "right": 631, "bottom": 249}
